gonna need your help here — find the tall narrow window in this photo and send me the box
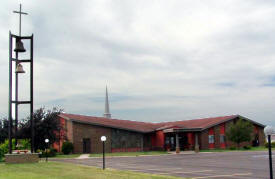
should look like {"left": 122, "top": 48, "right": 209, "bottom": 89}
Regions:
{"left": 220, "top": 134, "right": 225, "bottom": 143}
{"left": 208, "top": 135, "right": 214, "bottom": 144}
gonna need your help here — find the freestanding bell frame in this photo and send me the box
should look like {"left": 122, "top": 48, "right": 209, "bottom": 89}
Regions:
{"left": 8, "top": 32, "right": 34, "bottom": 153}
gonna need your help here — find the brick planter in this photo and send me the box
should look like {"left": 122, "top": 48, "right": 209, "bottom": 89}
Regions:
{"left": 5, "top": 153, "right": 39, "bottom": 164}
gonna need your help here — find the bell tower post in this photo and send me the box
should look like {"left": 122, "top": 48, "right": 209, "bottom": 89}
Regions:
{"left": 8, "top": 4, "right": 34, "bottom": 154}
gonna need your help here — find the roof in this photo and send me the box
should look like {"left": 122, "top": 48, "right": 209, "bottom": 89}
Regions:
{"left": 157, "top": 115, "right": 239, "bottom": 130}
{"left": 59, "top": 113, "right": 264, "bottom": 133}
{"left": 59, "top": 113, "right": 159, "bottom": 133}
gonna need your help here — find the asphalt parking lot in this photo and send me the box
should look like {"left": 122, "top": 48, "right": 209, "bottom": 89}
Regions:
{"left": 53, "top": 151, "right": 274, "bottom": 179}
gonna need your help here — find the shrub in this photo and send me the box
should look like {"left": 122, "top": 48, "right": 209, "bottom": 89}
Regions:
{"left": 50, "top": 148, "right": 57, "bottom": 157}
{"left": 17, "top": 139, "right": 31, "bottom": 150}
{"left": 41, "top": 148, "right": 57, "bottom": 157}
{"left": 243, "top": 145, "right": 251, "bottom": 150}
{"left": 229, "top": 146, "right": 236, "bottom": 150}
{"left": 265, "top": 141, "right": 275, "bottom": 148}
{"left": 0, "top": 139, "right": 15, "bottom": 160}
{"left": 62, "top": 141, "right": 73, "bottom": 154}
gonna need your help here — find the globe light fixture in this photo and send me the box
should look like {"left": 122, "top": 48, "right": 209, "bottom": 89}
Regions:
{"left": 101, "top": 136, "right": 106, "bottom": 142}
{"left": 45, "top": 139, "right": 49, "bottom": 143}
{"left": 264, "top": 126, "right": 274, "bottom": 136}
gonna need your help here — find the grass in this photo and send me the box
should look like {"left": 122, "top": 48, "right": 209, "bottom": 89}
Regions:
{"left": 0, "top": 161, "right": 183, "bottom": 179}
{"left": 200, "top": 146, "right": 268, "bottom": 152}
{"left": 89, "top": 151, "right": 169, "bottom": 157}
{"left": 53, "top": 154, "right": 81, "bottom": 158}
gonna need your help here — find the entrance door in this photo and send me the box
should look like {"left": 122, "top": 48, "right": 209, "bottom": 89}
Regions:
{"left": 252, "top": 134, "right": 259, "bottom": 147}
{"left": 83, "top": 138, "right": 91, "bottom": 153}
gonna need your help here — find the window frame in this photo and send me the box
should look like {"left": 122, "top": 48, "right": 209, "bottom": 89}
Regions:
{"left": 208, "top": 135, "right": 214, "bottom": 144}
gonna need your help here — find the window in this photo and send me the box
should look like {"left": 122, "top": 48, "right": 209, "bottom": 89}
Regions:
{"left": 165, "top": 137, "right": 170, "bottom": 145}
{"left": 220, "top": 135, "right": 225, "bottom": 143}
{"left": 208, "top": 135, "right": 214, "bottom": 144}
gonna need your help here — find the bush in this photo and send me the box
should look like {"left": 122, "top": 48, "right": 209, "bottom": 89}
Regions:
{"left": 41, "top": 148, "right": 57, "bottom": 157}
{"left": 0, "top": 139, "right": 15, "bottom": 160}
{"left": 229, "top": 146, "right": 236, "bottom": 150}
{"left": 62, "top": 141, "right": 73, "bottom": 154}
{"left": 17, "top": 139, "right": 31, "bottom": 150}
{"left": 265, "top": 141, "right": 275, "bottom": 148}
{"left": 243, "top": 145, "right": 251, "bottom": 150}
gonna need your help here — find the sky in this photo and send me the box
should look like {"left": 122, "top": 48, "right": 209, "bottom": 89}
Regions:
{"left": 0, "top": 0, "right": 275, "bottom": 126}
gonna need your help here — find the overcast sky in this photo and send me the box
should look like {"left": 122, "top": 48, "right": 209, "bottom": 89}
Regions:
{"left": 1, "top": 0, "right": 275, "bottom": 126}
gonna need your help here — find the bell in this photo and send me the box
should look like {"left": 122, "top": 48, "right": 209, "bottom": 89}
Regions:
{"left": 14, "top": 39, "right": 26, "bottom": 53}
{"left": 15, "top": 63, "right": 25, "bottom": 73}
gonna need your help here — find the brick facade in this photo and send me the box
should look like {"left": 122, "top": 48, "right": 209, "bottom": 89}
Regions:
{"left": 5, "top": 153, "right": 39, "bottom": 164}
{"left": 199, "top": 130, "right": 208, "bottom": 150}
{"left": 57, "top": 114, "right": 265, "bottom": 153}
{"left": 198, "top": 118, "right": 265, "bottom": 150}
{"left": 72, "top": 122, "right": 112, "bottom": 153}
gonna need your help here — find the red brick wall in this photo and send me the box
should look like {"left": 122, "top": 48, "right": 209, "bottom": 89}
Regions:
{"left": 220, "top": 123, "right": 226, "bottom": 148}
{"left": 111, "top": 148, "right": 142, "bottom": 153}
{"left": 187, "top": 133, "right": 194, "bottom": 149}
{"left": 214, "top": 126, "right": 220, "bottom": 149}
{"left": 199, "top": 119, "right": 264, "bottom": 150}
{"left": 209, "top": 128, "right": 215, "bottom": 149}
{"left": 258, "top": 128, "right": 265, "bottom": 145}
{"left": 151, "top": 131, "right": 165, "bottom": 150}
{"left": 66, "top": 119, "right": 74, "bottom": 142}
{"left": 53, "top": 117, "right": 67, "bottom": 152}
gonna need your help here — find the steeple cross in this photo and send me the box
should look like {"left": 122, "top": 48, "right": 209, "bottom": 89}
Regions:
{"left": 13, "top": 4, "right": 28, "bottom": 36}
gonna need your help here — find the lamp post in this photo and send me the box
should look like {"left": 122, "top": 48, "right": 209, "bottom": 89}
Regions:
{"left": 101, "top": 136, "right": 106, "bottom": 170}
{"left": 45, "top": 139, "right": 49, "bottom": 162}
{"left": 264, "top": 126, "right": 274, "bottom": 179}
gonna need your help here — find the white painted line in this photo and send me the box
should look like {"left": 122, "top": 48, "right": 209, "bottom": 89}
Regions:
{"left": 171, "top": 170, "right": 213, "bottom": 174}
{"left": 193, "top": 172, "right": 252, "bottom": 179}
{"left": 127, "top": 170, "right": 170, "bottom": 175}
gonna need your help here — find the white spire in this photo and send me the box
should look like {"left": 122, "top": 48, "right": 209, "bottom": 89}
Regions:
{"left": 103, "top": 86, "right": 111, "bottom": 118}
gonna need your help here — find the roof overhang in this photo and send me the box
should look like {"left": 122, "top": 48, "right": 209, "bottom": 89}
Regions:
{"left": 163, "top": 128, "right": 202, "bottom": 133}
{"left": 200, "top": 115, "right": 265, "bottom": 131}
{"left": 70, "top": 118, "right": 153, "bottom": 134}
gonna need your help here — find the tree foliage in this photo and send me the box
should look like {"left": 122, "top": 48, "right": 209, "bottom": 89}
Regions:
{"left": 0, "top": 118, "right": 9, "bottom": 144}
{"left": 18, "top": 107, "right": 64, "bottom": 151}
{"left": 226, "top": 119, "right": 253, "bottom": 148}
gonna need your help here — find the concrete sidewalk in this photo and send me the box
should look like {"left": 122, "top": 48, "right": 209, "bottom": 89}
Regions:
{"left": 77, "top": 154, "right": 90, "bottom": 159}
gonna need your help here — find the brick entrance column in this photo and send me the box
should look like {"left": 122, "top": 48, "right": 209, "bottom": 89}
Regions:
{"left": 195, "top": 133, "right": 200, "bottom": 153}
{"left": 187, "top": 133, "right": 194, "bottom": 150}
{"left": 176, "top": 133, "right": 180, "bottom": 153}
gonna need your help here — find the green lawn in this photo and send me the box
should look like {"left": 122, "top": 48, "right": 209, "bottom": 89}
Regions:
{"left": 200, "top": 146, "right": 268, "bottom": 152}
{"left": 89, "top": 151, "right": 169, "bottom": 157}
{"left": 0, "top": 161, "right": 183, "bottom": 179}
{"left": 53, "top": 154, "right": 81, "bottom": 158}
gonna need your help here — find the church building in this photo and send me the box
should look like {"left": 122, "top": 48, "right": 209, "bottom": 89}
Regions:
{"left": 54, "top": 88, "right": 265, "bottom": 154}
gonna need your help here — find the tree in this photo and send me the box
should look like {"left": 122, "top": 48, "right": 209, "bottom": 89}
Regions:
{"left": 0, "top": 118, "right": 9, "bottom": 144}
{"left": 226, "top": 119, "right": 253, "bottom": 148}
{"left": 18, "top": 107, "right": 64, "bottom": 151}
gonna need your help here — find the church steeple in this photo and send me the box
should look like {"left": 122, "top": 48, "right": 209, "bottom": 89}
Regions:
{"left": 103, "top": 86, "right": 111, "bottom": 118}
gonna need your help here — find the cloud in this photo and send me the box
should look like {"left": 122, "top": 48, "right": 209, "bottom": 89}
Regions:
{"left": 0, "top": 0, "right": 275, "bottom": 126}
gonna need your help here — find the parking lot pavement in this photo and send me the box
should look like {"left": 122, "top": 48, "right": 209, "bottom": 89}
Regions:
{"left": 52, "top": 150, "right": 275, "bottom": 179}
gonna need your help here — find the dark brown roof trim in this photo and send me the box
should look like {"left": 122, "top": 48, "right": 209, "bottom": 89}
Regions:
{"left": 71, "top": 119, "right": 152, "bottom": 134}
{"left": 201, "top": 115, "right": 265, "bottom": 131}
